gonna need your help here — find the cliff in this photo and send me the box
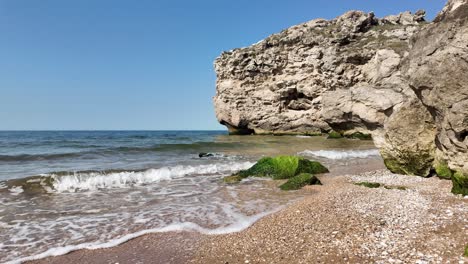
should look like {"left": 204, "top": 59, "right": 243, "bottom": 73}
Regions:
{"left": 213, "top": 0, "right": 468, "bottom": 194}
{"left": 214, "top": 10, "right": 425, "bottom": 135}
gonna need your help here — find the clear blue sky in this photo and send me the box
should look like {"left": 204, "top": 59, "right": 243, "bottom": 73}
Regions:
{"left": 0, "top": 0, "right": 446, "bottom": 130}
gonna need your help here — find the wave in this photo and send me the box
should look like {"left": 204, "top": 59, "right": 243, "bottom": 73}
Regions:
{"left": 0, "top": 153, "right": 81, "bottom": 162}
{"left": 299, "top": 149, "right": 380, "bottom": 159}
{"left": 49, "top": 162, "right": 254, "bottom": 192}
{"left": 5, "top": 208, "right": 276, "bottom": 264}
{"left": 1, "top": 161, "right": 255, "bottom": 194}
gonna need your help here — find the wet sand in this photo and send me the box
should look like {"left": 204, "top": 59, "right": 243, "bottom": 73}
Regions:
{"left": 30, "top": 167, "right": 468, "bottom": 264}
{"left": 31, "top": 232, "right": 204, "bottom": 264}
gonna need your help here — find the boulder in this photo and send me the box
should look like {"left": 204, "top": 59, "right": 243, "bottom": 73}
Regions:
{"left": 403, "top": 0, "right": 468, "bottom": 193}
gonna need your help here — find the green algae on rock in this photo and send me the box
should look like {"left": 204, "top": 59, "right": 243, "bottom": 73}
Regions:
{"left": 236, "top": 156, "right": 328, "bottom": 180}
{"left": 434, "top": 161, "right": 453, "bottom": 180}
{"left": 223, "top": 156, "right": 328, "bottom": 184}
{"left": 451, "top": 171, "right": 468, "bottom": 196}
{"left": 354, "top": 182, "right": 381, "bottom": 188}
{"left": 327, "top": 131, "right": 343, "bottom": 139}
{"left": 382, "top": 150, "right": 434, "bottom": 177}
{"left": 222, "top": 175, "right": 245, "bottom": 184}
{"left": 384, "top": 185, "right": 408, "bottom": 191}
{"left": 354, "top": 181, "right": 407, "bottom": 190}
{"left": 346, "top": 132, "right": 372, "bottom": 140}
{"left": 464, "top": 243, "right": 468, "bottom": 257}
{"left": 279, "top": 173, "right": 321, "bottom": 191}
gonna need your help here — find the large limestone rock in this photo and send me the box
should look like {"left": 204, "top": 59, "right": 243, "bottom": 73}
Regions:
{"left": 214, "top": 10, "right": 426, "bottom": 136}
{"left": 214, "top": 10, "right": 436, "bottom": 176}
{"left": 378, "top": 99, "right": 436, "bottom": 176}
{"left": 404, "top": 0, "right": 468, "bottom": 193}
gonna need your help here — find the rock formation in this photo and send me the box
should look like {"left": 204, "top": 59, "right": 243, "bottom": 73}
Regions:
{"left": 214, "top": 0, "right": 468, "bottom": 194}
{"left": 404, "top": 0, "right": 468, "bottom": 194}
{"left": 214, "top": 10, "right": 426, "bottom": 135}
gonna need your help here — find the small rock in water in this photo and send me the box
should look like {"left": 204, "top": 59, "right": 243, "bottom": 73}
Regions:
{"left": 199, "top": 152, "right": 214, "bottom": 158}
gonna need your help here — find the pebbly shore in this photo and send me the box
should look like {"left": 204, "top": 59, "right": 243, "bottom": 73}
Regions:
{"left": 30, "top": 169, "right": 468, "bottom": 264}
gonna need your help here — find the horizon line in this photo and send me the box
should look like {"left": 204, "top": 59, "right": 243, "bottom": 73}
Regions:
{"left": 0, "top": 129, "right": 227, "bottom": 132}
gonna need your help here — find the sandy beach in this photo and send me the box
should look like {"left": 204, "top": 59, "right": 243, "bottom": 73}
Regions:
{"left": 30, "top": 169, "right": 468, "bottom": 264}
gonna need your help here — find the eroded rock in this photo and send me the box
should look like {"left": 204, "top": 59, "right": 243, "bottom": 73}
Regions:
{"left": 214, "top": 0, "right": 468, "bottom": 191}
{"left": 403, "top": 0, "right": 468, "bottom": 193}
{"left": 214, "top": 10, "right": 426, "bottom": 136}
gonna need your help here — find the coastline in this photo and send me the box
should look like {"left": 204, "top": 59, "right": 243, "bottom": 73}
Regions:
{"left": 28, "top": 167, "right": 468, "bottom": 264}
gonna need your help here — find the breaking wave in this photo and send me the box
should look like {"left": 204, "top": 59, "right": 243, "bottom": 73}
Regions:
{"left": 1, "top": 161, "right": 255, "bottom": 194}
{"left": 49, "top": 162, "right": 254, "bottom": 192}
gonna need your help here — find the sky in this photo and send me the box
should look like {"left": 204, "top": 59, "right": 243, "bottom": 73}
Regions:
{"left": 0, "top": 0, "right": 446, "bottom": 130}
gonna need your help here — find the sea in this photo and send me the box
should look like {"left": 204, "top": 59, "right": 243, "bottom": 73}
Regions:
{"left": 0, "top": 130, "right": 382, "bottom": 263}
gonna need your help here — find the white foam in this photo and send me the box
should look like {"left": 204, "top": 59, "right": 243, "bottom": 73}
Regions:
{"left": 8, "top": 186, "right": 24, "bottom": 195}
{"left": 295, "top": 135, "right": 311, "bottom": 138}
{"left": 299, "top": 149, "right": 380, "bottom": 160}
{"left": 51, "top": 162, "right": 254, "bottom": 192}
{"left": 6, "top": 209, "right": 276, "bottom": 264}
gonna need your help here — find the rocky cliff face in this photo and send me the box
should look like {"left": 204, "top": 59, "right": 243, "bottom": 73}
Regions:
{"left": 214, "top": 0, "right": 468, "bottom": 194}
{"left": 214, "top": 10, "right": 425, "bottom": 135}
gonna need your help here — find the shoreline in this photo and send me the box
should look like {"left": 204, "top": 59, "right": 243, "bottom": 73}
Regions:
{"left": 28, "top": 168, "right": 468, "bottom": 264}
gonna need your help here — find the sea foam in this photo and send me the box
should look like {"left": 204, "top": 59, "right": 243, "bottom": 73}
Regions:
{"left": 299, "top": 149, "right": 380, "bottom": 159}
{"left": 5, "top": 208, "right": 278, "bottom": 264}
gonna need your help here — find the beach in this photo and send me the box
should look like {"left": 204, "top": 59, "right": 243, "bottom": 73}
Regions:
{"left": 0, "top": 131, "right": 385, "bottom": 263}
{"left": 30, "top": 169, "right": 468, "bottom": 264}
{"left": 2, "top": 0, "right": 468, "bottom": 263}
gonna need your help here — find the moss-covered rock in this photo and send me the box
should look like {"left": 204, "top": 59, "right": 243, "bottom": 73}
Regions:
{"left": 279, "top": 173, "right": 321, "bottom": 190}
{"left": 224, "top": 156, "right": 329, "bottom": 183}
{"left": 346, "top": 132, "right": 372, "bottom": 140}
{"left": 223, "top": 175, "right": 245, "bottom": 183}
{"left": 327, "top": 131, "right": 343, "bottom": 139}
{"left": 384, "top": 185, "right": 407, "bottom": 191}
{"left": 464, "top": 243, "right": 468, "bottom": 257}
{"left": 354, "top": 181, "right": 407, "bottom": 190}
{"left": 295, "top": 158, "right": 329, "bottom": 176}
{"left": 235, "top": 156, "right": 328, "bottom": 180}
{"left": 451, "top": 171, "right": 468, "bottom": 196}
{"left": 434, "top": 161, "right": 453, "bottom": 180}
{"left": 236, "top": 156, "right": 298, "bottom": 179}
{"left": 382, "top": 151, "right": 434, "bottom": 177}
{"left": 354, "top": 182, "right": 381, "bottom": 188}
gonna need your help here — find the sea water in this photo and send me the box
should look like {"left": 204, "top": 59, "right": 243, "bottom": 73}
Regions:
{"left": 0, "top": 131, "right": 382, "bottom": 263}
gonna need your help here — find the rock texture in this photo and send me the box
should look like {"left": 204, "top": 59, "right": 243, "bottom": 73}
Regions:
{"left": 404, "top": 0, "right": 468, "bottom": 192}
{"left": 214, "top": 10, "right": 435, "bottom": 174}
{"left": 214, "top": 10, "right": 426, "bottom": 136}
{"left": 214, "top": 0, "right": 468, "bottom": 190}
